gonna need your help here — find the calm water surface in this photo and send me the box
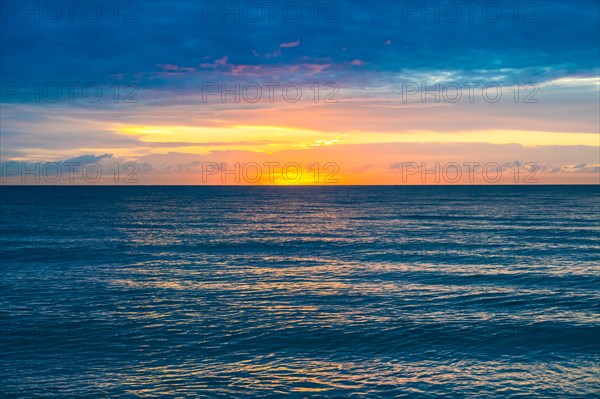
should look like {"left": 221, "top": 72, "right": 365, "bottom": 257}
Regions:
{"left": 1, "top": 186, "right": 599, "bottom": 398}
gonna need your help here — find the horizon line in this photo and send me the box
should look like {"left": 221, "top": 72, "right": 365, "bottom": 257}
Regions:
{"left": 2, "top": 184, "right": 599, "bottom": 187}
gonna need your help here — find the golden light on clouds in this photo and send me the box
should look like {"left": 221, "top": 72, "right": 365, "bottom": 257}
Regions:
{"left": 114, "top": 123, "right": 598, "bottom": 155}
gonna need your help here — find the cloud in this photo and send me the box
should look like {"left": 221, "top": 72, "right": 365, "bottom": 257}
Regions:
{"left": 2, "top": 2, "right": 597, "bottom": 88}
{"left": 542, "top": 163, "right": 600, "bottom": 174}
{"left": 0, "top": 1, "right": 598, "bottom": 184}
{"left": 62, "top": 153, "right": 114, "bottom": 166}
{"left": 280, "top": 39, "right": 301, "bottom": 48}
{"left": 0, "top": 154, "right": 115, "bottom": 179}
{"left": 3, "top": 142, "right": 599, "bottom": 185}
{"left": 157, "top": 64, "right": 196, "bottom": 73}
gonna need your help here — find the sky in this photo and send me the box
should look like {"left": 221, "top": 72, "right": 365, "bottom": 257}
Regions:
{"left": 0, "top": 0, "right": 599, "bottom": 184}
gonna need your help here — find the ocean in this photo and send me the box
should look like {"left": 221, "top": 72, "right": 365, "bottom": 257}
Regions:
{"left": 1, "top": 186, "right": 599, "bottom": 398}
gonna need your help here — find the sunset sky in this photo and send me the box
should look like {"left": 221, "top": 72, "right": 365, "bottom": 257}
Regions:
{"left": 1, "top": 0, "right": 598, "bottom": 184}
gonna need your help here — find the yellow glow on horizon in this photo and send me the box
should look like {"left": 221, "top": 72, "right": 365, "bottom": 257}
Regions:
{"left": 115, "top": 123, "right": 598, "bottom": 152}
{"left": 338, "top": 129, "right": 599, "bottom": 147}
{"left": 115, "top": 124, "right": 343, "bottom": 153}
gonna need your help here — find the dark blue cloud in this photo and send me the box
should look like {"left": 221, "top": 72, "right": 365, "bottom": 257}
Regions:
{"left": 1, "top": 0, "right": 598, "bottom": 97}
